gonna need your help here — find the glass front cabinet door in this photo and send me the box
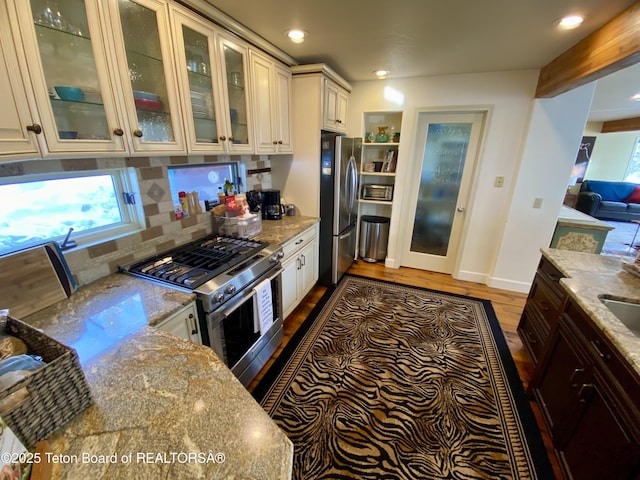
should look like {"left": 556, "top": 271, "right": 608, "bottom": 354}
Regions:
{"left": 10, "top": 0, "right": 128, "bottom": 155}
{"left": 105, "top": 0, "right": 184, "bottom": 153}
{"left": 170, "top": 7, "right": 224, "bottom": 153}
{"left": 216, "top": 33, "right": 253, "bottom": 153}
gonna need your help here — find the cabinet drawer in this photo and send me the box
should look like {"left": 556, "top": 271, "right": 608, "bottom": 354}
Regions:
{"left": 529, "top": 273, "right": 563, "bottom": 328}
{"left": 282, "top": 225, "right": 318, "bottom": 260}
{"left": 538, "top": 258, "right": 564, "bottom": 299}
{"left": 518, "top": 305, "right": 548, "bottom": 364}
{"left": 565, "top": 300, "right": 640, "bottom": 412}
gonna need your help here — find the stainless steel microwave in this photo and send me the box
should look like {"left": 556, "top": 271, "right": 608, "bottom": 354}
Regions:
{"left": 362, "top": 184, "right": 393, "bottom": 201}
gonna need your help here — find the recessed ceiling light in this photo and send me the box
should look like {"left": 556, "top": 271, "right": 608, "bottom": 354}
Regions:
{"left": 374, "top": 70, "right": 390, "bottom": 78}
{"left": 632, "top": 93, "right": 640, "bottom": 102}
{"left": 286, "top": 29, "right": 307, "bottom": 43}
{"left": 557, "top": 15, "right": 584, "bottom": 29}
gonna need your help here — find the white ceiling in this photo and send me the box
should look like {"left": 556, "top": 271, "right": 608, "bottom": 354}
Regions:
{"left": 200, "top": 0, "right": 640, "bottom": 123}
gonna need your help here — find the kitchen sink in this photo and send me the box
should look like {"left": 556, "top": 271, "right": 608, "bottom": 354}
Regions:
{"left": 599, "top": 296, "right": 640, "bottom": 337}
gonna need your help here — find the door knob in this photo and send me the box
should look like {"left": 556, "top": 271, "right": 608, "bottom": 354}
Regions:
{"left": 457, "top": 207, "right": 465, "bottom": 212}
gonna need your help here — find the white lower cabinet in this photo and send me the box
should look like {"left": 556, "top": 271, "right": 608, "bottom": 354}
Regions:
{"left": 156, "top": 301, "right": 201, "bottom": 344}
{"left": 281, "top": 224, "right": 318, "bottom": 319}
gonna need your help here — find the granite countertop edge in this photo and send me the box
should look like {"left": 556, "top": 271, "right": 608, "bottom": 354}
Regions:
{"left": 17, "top": 218, "right": 319, "bottom": 479}
{"left": 540, "top": 248, "right": 640, "bottom": 374}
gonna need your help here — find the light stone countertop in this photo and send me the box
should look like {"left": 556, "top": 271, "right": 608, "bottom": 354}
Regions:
{"left": 254, "top": 215, "right": 319, "bottom": 244}
{"left": 17, "top": 221, "right": 325, "bottom": 479}
{"left": 556, "top": 205, "right": 614, "bottom": 231}
{"left": 540, "top": 248, "right": 640, "bottom": 375}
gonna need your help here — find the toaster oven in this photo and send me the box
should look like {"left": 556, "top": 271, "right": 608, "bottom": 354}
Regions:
{"left": 362, "top": 184, "right": 394, "bottom": 201}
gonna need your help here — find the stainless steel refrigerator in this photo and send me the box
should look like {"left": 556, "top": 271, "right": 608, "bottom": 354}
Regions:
{"left": 318, "top": 132, "right": 361, "bottom": 285}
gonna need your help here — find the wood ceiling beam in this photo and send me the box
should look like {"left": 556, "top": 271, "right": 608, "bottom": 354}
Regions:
{"left": 601, "top": 116, "right": 640, "bottom": 133}
{"left": 535, "top": 2, "right": 640, "bottom": 98}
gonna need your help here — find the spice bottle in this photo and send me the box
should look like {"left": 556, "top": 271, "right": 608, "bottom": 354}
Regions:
{"left": 178, "top": 191, "right": 189, "bottom": 217}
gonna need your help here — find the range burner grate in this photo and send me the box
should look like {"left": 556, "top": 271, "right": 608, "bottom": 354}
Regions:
{"left": 122, "top": 235, "right": 268, "bottom": 289}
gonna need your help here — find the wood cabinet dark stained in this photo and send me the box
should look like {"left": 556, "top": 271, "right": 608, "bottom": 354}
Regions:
{"left": 517, "top": 257, "right": 565, "bottom": 364}
{"left": 532, "top": 299, "right": 640, "bottom": 479}
{"left": 519, "top": 255, "right": 640, "bottom": 479}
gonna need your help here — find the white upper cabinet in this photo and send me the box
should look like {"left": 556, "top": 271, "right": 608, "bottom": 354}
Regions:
{"left": 1, "top": 0, "right": 291, "bottom": 160}
{"left": 323, "top": 77, "right": 348, "bottom": 133}
{"left": 170, "top": 6, "right": 253, "bottom": 154}
{"left": 170, "top": 6, "right": 225, "bottom": 153}
{"left": 0, "top": 0, "right": 41, "bottom": 159}
{"left": 250, "top": 49, "right": 292, "bottom": 154}
{"left": 6, "top": 0, "right": 129, "bottom": 157}
{"left": 216, "top": 32, "right": 253, "bottom": 153}
{"left": 104, "top": 0, "right": 185, "bottom": 154}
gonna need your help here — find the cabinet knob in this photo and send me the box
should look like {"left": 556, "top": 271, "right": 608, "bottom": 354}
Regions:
{"left": 26, "top": 124, "right": 42, "bottom": 135}
{"left": 278, "top": 140, "right": 283, "bottom": 144}
{"left": 336, "top": 119, "right": 342, "bottom": 124}
{"left": 273, "top": 140, "right": 278, "bottom": 145}
{"left": 219, "top": 135, "right": 226, "bottom": 141}
{"left": 133, "top": 129, "right": 143, "bottom": 138}
{"left": 113, "top": 128, "right": 124, "bottom": 137}
{"left": 228, "top": 136, "right": 234, "bottom": 142}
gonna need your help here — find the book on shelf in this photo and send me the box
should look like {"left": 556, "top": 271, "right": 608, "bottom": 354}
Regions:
{"left": 382, "top": 149, "right": 397, "bottom": 173}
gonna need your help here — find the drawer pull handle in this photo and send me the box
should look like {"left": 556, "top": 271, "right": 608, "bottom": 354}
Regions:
{"left": 295, "top": 239, "right": 304, "bottom": 245}
{"left": 538, "top": 300, "right": 550, "bottom": 312}
{"left": 590, "top": 340, "right": 611, "bottom": 361}
{"left": 569, "top": 368, "right": 586, "bottom": 388}
{"left": 578, "top": 383, "right": 594, "bottom": 403}
{"left": 525, "top": 331, "right": 537, "bottom": 344}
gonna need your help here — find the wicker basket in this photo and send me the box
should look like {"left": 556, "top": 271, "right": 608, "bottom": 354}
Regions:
{"left": 0, "top": 316, "right": 93, "bottom": 448}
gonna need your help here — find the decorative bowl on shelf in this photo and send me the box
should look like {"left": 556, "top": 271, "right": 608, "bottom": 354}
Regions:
{"left": 54, "top": 86, "right": 84, "bottom": 102}
{"left": 375, "top": 126, "right": 389, "bottom": 143}
{"left": 133, "top": 90, "right": 160, "bottom": 101}
{"left": 134, "top": 97, "right": 163, "bottom": 112}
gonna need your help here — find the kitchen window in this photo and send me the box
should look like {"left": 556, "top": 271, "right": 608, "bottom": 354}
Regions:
{"left": 167, "top": 163, "right": 242, "bottom": 206}
{"left": 0, "top": 169, "right": 143, "bottom": 255}
{"left": 624, "top": 137, "right": 640, "bottom": 183}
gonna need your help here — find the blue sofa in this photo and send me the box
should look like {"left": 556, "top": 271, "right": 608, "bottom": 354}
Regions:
{"left": 575, "top": 180, "right": 640, "bottom": 222}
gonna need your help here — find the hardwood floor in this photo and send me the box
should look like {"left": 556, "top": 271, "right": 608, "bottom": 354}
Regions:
{"left": 248, "top": 259, "right": 564, "bottom": 479}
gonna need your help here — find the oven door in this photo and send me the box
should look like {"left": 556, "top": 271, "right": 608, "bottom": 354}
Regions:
{"left": 206, "top": 268, "right": 283, "bottom": 386}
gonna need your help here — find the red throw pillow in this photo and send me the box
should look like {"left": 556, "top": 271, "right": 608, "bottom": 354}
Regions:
{"left": 626, "top": 186, "right": 640, "bottom": 204}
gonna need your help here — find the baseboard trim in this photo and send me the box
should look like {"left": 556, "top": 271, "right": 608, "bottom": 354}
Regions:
{"left": 487, "top": 276, "right": 532, "bottom": 294}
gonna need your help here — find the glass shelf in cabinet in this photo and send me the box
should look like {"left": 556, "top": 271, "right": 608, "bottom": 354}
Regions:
{"left": 136, "top": 108, "right": 170, "bottom": 117}
{"left": 126, "top": 48, "right": 162, "bottom": 66}
{"left": 363, "top": 142, "right": 398, "bottom": 146}
{"left": 187, "top": 69, "right": 212, "bottom": 80}
{"left": 50, "top": 97, "right": 104, "bottom": 108}
{"left": 33, "top": 21, "right": 91, "bottom": 40}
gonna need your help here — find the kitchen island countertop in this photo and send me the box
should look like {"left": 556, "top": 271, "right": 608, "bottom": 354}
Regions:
{"left": 16, "top": 220, "right": 325, "bottom": 479}
{"left": 540, "top": 248, "right": 640, "bottom": 375}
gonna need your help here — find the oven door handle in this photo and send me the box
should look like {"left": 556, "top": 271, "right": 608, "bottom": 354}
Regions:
{"left": 221, "top": 267, "right": 282, "bottom": 319}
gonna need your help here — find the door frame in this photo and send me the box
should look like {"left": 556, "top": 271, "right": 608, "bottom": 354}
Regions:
{"left": 393, "top": 105, "right": 492, "bottom": 277}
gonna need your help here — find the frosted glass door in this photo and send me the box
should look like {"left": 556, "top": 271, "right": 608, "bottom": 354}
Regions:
{"left": 401, "top": 112, "right": 484, "bottom": 274}
{"left": 411, "top": 123, "right": 472, "bottom": 255}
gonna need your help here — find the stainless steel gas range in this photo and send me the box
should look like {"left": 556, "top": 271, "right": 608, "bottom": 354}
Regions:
{"left": 121, "top": 235, "right": 284, "bottom": 387}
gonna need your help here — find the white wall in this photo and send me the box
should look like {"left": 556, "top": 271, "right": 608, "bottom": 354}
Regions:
{"left": 490, "top": 84, "right": 597, "bottom": 291}
{"left": 348, "top": 71, "right": 596, "bottom": 292}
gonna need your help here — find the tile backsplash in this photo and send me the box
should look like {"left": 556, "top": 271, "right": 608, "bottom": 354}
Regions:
{"left": 2, "top": 153, "right": 273, "bottom": 286}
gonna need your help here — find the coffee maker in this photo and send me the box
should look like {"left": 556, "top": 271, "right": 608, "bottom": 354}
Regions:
{"left": 261, "top": 189, "right": 283, "bottom": 220}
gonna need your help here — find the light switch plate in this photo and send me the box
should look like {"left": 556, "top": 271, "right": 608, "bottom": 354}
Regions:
{"left": 533, "top": 197, "right": 543, "bottom": 209}
{"left": 494, "top": 176, "right": 504, "bottom": 187}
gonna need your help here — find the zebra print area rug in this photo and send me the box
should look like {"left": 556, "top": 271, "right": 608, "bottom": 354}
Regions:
{"left": 252, "top": 275, "right": 554, "bottom": 479}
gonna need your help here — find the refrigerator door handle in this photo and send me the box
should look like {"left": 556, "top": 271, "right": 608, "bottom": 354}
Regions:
{"left": 346, "top": 155, "right": 358, "bottom": 212}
